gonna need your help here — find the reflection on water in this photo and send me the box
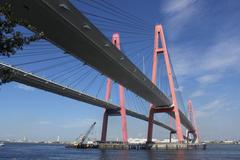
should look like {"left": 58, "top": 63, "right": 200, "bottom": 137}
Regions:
{"left": 99, "top": 148, "right": 187, "bottom": 160}
{"left": 99, "top": 149, "right": 129, "bottom": 160}
{"left": 146, "top": 149, "right": 185, "bottom": 160}
{"left": 0, "top": 143, "right": 240, "bottom": 160}
{"left": 175, "top": 149, "right": 185, "bottom": 160}
{"left": 147, "top": 150, "right": 155, "bottom": 160}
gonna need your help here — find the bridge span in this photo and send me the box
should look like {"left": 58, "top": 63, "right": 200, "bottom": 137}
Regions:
{"left": 0, "top": 0, "right": 198, "bottom": 143}
{"left": 0, "top": 63, "right": 175, "bottom": 132}
{"left": 0, "top": 0, "right": 170, "bottom": 108}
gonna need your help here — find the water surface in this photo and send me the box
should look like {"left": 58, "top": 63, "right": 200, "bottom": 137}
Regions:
{"left": 0, "top": 143, "right": 240, "bottom": 160}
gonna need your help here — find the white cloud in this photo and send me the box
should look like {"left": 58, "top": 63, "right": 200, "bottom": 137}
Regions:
{"left": 16, "top": 84, "right": 35, "bottom": 91}
{"left": 175, "top": 85, "right": 184, "bottom": 92}
{"left": 191, "top": 90, "right": 204, "bottom": 98}
{"left": 162, "top": 0, "right": 197, "bottom": 14}
{"left": 169, "top": 43, "right": 197, "bottom": 76}
{"left": 196, "top": 99, "right": 228, "bottom": 117}
{"left": 203, "top": 100, "right": 222, "bottom": 111}
{"left": 161, "top": 0, "right": 199, "bottom": 40}
{"left": 201, "top": 37, "right": 240, "bottom": 71}
{"left": 162, "top": 0, "right": 240, "bottom": 85}
{"left": 197, "top": 74, "right": 222, "bottom": 84}
{"left": 171, "top": 35, "right": 240, "bottom": 83}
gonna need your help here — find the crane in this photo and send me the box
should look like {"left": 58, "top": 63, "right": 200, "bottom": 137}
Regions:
{"left": 65, "top": 122, "right": 97, "bottom": 148}
{"left": 78, "top": 122, "right": 96, "bottom": 145}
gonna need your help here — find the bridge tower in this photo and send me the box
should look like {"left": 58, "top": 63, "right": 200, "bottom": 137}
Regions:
{"left": 187, "top": 100, "right": 199, "bottom": 143}
{"left": 101, "top": 33, "right": 128, "bottom": 143}
{"left": 147, "top": 24, "right": 184, "bottom": 143}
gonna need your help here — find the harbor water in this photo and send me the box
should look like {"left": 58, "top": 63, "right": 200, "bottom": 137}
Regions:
{"left": 0, "top": 143, "right": 240, "bottom": 159}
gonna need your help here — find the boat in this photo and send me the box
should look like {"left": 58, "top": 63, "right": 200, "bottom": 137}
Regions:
{"left": 0, "top": 143, "right": 4, "bottom": 147}
{"left": 65, "top": 143, "right": 98, "bottom": 149}
{"left": 66, "top": 122, "right": 97, "bottom": 149}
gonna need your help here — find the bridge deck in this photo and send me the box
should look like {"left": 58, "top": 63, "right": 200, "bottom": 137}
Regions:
{"left": 0, "top": 0, "right": 195, "bottom": 136}
{"left": 0, "top": 63, "right": 175, "bottom": 132}
{"left": 1, "top": 0, "right": 170, "bottom": 107}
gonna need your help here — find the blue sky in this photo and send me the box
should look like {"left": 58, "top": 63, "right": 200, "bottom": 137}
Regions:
{"left": 0, "top": 0, "right": 240, "bottom": 142}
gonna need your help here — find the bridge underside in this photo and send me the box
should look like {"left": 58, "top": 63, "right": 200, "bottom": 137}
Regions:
{"left": 0, "top": 0, "right": 170, "bottom": 107}
{"left": 0, "top": 0, "right": 196, "bottom": 139}
{"left": 0, "top": 63, "right": 175, "bottom": 133}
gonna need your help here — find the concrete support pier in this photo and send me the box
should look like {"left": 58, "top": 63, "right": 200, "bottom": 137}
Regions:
{"left": 148, "top": 143, "right": 206, "bottom": 150}
{"left": 96, "top": 143, "right": 206, "bottom": 150}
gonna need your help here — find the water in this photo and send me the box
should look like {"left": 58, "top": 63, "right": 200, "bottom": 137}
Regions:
{"left": 0, "top": 143, "right": 240, "bottom": 160}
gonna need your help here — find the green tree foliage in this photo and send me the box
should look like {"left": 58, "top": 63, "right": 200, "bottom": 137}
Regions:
{"left": 0, "top": 3, "right": 44, "bottom": 57}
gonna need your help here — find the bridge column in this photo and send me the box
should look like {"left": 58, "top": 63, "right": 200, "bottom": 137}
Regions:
{"left": 113, "top": 33, "right": 128, "bottom": 143}
{"left": 147, "top": 107, "right": 155, "bottom": 143}
{"left": 159, "top": 25, "right": 183, "bottom": 143}
{"left": 169, "top": 131, "right": 176, "bottom": 143}
{"left": 187, "top": 100, "right": 199, "bottom": 143}
{"left": 147, "top": 24, "right": 162, "bottom": 144}
{"left": 147, "top": 24, "right": 184, "bottom": 143}
{"left": 119, "top": 85, "right": 128, "bottom": 143}
{"left": 187, "top": 131, "right": 190, "bottom": 144}
{"left": 147, "top": 107, "right": 173, "bottom": 143}
{"left": 101, "top": 112, "right": 109, "bottom": 142}
{"left": 101, "top": 33, "right": 128, "bottom": 143}
{"left": 101, "top": 78, "right": 112, "bottom": 142}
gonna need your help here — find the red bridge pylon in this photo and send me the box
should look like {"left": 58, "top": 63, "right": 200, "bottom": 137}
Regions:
{"left": 187, "top": 100, "right": 199, "bottom": 143}
{"left": 147, "top": 24, "right": 184, "bottom": 143}
{"left": 101, "top": 33, "right": 128, "bottom": 143}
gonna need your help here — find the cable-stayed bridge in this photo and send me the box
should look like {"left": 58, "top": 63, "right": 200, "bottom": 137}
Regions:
{"left": 0, "top": 0, "right": 199, "bottom": 143}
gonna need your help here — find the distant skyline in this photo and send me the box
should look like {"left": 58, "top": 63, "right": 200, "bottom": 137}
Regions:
{"left": 1, "top": 0, "right": 240, "bottom": 142}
